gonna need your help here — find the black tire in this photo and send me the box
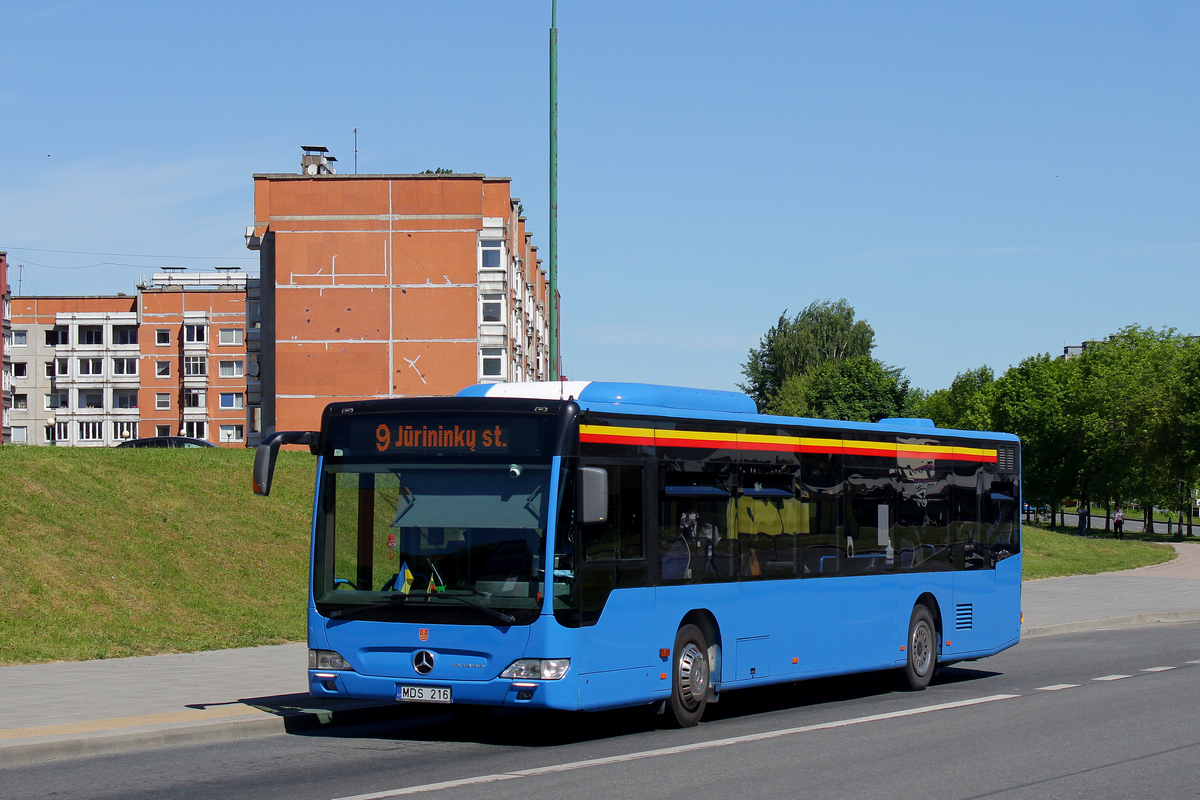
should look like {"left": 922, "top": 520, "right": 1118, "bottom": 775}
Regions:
{"left": 901, "top": 605, "right": 937, "bottom": 691}
{"left": 665, "top": 624, "right": 710, "bottom": 728}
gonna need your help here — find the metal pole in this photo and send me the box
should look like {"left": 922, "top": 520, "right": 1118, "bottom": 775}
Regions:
{"left": 549, "top": 0, "right": 559, "bottom": 380}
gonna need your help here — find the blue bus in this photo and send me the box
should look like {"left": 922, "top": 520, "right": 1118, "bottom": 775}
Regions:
{"left": 253, "top": 381, "right": 1021, "bottom": 727}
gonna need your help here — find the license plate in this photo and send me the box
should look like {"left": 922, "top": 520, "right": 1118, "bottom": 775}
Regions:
{"left": 397, "top": 685, "right": 452, "bottom": 703}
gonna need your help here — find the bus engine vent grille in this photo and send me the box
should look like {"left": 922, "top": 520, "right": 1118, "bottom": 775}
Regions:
{"left": 955, "top": 604, "right": 974, "bottom": 630}
{"left": 997, "top": 447, "right": 1017, "bottom": 472}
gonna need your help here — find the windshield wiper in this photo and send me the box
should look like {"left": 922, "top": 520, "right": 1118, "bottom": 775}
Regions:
{"left": 325, "top": 594, "right": 409, "bottom": 620}
{"left": 434, "top": 593, "right": 517, "bottom": 626}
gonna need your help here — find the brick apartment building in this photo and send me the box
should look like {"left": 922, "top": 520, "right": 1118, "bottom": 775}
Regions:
{"left": 1, "top": 252, "right": 11, "bottom": 443}
{"left": 246, "top": 159, "right": 556, "bottom": 442}
{"left": 5, "top": 271, "right": 248, "bottom": 447}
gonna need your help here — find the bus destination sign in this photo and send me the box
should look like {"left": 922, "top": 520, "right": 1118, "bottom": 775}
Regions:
{"left": 375, "top": 423, "right": 510, "bottom": 453}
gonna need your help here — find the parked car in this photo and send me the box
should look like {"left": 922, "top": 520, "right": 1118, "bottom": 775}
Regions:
{"left": 115, "top": 436, "right": 216, "bottom": 449}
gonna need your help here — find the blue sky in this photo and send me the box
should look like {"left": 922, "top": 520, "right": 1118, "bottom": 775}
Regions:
{"left": 3, "top": 1, "right": 1198, "bottom": 394}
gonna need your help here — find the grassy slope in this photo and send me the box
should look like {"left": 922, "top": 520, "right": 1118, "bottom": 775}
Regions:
{"left": 1021, "top": 523, "right": 1176, "bottom": 580}
{"left": 0, "top": 448, "right": 1183, "bottom": 665}
{"left": 0, "top": 446, "right": 315, "bottom": 665}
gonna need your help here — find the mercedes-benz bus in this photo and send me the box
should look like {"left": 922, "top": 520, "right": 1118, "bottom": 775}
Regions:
{"left": 253, "top": 381, "right": 1021, "bottom": 727}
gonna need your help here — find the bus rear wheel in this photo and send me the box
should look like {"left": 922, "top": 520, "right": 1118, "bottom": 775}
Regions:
{"left": 901, "top": 605, "right": 937, "bottom": 691}
{"left": 666, "top": 624, "right": 709, "bottom": 727}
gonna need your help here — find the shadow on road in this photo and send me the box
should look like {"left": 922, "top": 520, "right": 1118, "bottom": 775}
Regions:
{"left": 281, "top": 665, "right": 1003, "bottom": 747}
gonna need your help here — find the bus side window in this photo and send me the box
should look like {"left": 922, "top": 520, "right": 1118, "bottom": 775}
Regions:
{"left": 580, "top": 464, "right": 643, "bottom": 561}
{"left": 799, "top": 452, "right": 843, "bottom": 577}
{"left": 738, "top": 469, "right": 801, "bottom": 580}
{"left": 659, "top": 470, "right": 735, "bottom": 584}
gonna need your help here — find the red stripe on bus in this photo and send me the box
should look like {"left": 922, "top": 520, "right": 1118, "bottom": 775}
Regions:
{"left": 582, "top": 430, "right": 998, "bottom": 463}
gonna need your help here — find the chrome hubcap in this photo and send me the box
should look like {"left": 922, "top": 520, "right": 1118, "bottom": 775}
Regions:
{"left": 911, "top": 622, "right": 933, "bottom": 676}
{"left": 678, "top": 642, "right": 708, "bottom": 709}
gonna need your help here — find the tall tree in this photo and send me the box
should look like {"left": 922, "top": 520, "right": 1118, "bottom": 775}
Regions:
{"left": 740, "top": 299, "right": 875, "bottom": 411}
{"left": 989, "top": 354, "right": 1081, "bottom": 522}
{"left": 918, "top": 365, "right": 995, "bottom": 430}
{"left": 797, "top": 355, "right": 915, "bottom": 423}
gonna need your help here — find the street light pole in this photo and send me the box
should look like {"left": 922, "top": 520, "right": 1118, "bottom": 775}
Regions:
{"left": 549, "top": 0, "right": 559, "bottom": 380}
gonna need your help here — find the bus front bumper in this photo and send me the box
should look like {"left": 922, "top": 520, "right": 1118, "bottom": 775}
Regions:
{"left": 308, "top": 669, "right": 579, "bottom": 710}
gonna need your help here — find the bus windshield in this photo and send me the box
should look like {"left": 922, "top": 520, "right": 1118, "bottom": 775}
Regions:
{"left": 313, "top": 463, "right": 551, "bottom": 624}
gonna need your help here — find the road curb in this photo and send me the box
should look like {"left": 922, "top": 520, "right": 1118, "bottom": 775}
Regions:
{"left": 1022, "top": 611, "right": 1200, "bottom": 639}
{"left": 0, "top": 702, "right": 398, "bottom": 769}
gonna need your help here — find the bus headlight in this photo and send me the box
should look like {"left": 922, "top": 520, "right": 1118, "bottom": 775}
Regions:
{"left": 309, "top": 649, "right": 353, "bottom": 671}
{"left": 500, "top": 658, "right": 570, "bottom": 680}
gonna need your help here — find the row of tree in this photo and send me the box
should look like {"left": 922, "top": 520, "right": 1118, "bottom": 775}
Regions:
{"left": 741, "top": 301, "right": 1200, "bottom": 524}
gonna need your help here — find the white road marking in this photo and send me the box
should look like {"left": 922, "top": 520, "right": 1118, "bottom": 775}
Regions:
{"left": 331, "top": 694, "right": 1021, "bottom": 800}
{"left": 1186, "top": 660, "right": 1200, "bottom": 665}
{"left": 1092, "top": 674, "right": 1132, "bottom": 681}
{"left": 1036, "top": 684, "right": 1079, "bottom": 691}
{"left": 1140, "top": 666, "right": 1176, "bottom": 673}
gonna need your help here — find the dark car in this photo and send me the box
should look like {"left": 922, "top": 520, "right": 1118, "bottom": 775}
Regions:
{"left": 115, "top": 436, "right": 217, "bottom": 449}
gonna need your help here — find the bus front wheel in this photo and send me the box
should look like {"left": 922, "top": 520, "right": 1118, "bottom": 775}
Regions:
{"left": 666, "top": 624, "right": 709, "bottom": 727}
{"left": 901, "top": 605, "right": 937, "bottom": 691}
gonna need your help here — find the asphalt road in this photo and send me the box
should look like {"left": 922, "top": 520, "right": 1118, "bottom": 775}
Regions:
{"left": 6, "top": 623, "right": 1198, "bottom": 800}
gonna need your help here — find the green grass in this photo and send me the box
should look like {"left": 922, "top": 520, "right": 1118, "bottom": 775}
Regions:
{"left": 0, "top": 447, "right": 1184, "bottom": 665}
{"left": 0, "top": 446, "right": 316, "bottom": 666}
{"left": 1021, "top": 523, "right": 1177, "bottom": 580}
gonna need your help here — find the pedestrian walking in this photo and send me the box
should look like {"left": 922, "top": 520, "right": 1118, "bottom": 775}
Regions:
{"left": 1113, "top": 506, "right": 1124, "bottom": 540}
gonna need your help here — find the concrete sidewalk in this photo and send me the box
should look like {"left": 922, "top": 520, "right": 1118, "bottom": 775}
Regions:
{"left": 3, "top": 542, "right": 1198, "bottom": 768}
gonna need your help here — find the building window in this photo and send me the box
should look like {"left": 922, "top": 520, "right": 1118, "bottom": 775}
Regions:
{"left": 156, "top": 424, "right": 172, "bottom": 437}
{"left": 56, "top": 358, "right": 69, "bottom": 376}
{"left": 156, "top": 361, "right": 171, "bottom": 377}
{"left": 184, "top": 356, "right": 207, "bottom": 376}
{"left": 247, "top": 300, "right": 261, "bottom": 330}
{"left": 78, "top": 421, "right": 104, "bottom": 441}
{"left": 113, "top": 390, "right": 138, "bottom": 409}
{"left": 9, "top": 393, "right": 28, "bottom": 410}
{"left": 113, "top": 421, "right": 138, "bottom": 440}
{"left": 183, "top": 421, "right": 206, "bottom": 439}
{"left": 481, "top": 348, "right": 504, "bottom": 378}
{"left": 219, "top": 392, "right": 244, "bottom": 410}
{"left": 12, "top": 330, "right": 27, "bottom": 347}
{"left": 46, "top": 392, "right": 69, "bottom": 410}
{"left": 481, "top": 296, "right": 502, "bottom": 322}
{"left": 481, "top": 239, "right": 503, "bottom": 269}
{"left": 46, "top": 327, "right": 68, "bottom": 346}
{"left": 219, "top": 424, "right": 244, "bottom": 443}
{"left": 78, "top": 390, "right": 104, "bottom": 409}
{"left": 218, "top": 328, "right": 244, "bottom": 346}
{"left": 13, "top": 362, "right": 28, "bottom": 379}
{"left": 114, "top": 326, "right": 138, "bottom": 345}
{"left": 155, "top": 393, "right": 171, "bottom": 410}
{"left": 81, "top": 326, "right": 104, "bottom": 345}
{"left": 218, "top": 360, "right": 244, "bottom": 378}
{"left": 51, "top": 421, "right": 71, "bottom": 442}
{"left": 185, "top": 389, "right": 205, "bottom": 408}
{"left": 11, "top": 426, "right": 28, "bottom": 444}
{"left": 78, "top": 358, "right": 103, "bottom": 376}
{"left": 184, "top": 325, "right": 206, "bottom": 343}
{"left": 156, "top": 329, "right": 171, "bottom": 346}
{"left": 113, "top": 357, "right": 138, "bottom": 375}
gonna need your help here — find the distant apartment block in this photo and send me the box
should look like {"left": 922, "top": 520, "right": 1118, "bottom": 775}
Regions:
{"left": 1, "top": 252, "right": 11, "bottom": 443}
{"left": 246, "top": 156, "right": 556, "bottom": 442}
{"left": 6, "top": 271, "right": 248, "bottom": 447}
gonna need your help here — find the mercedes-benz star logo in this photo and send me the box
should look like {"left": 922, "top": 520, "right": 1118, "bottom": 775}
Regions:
{"left": 413, "top": 650, "right": 435, "bottom": 675}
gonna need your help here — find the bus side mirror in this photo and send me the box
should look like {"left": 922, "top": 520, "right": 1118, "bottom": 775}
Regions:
{"left": 579, "top": 467, "right": 609, "bottom": 524}
{"left": 253, "top": 430, "right": 315, "bottom": 496}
